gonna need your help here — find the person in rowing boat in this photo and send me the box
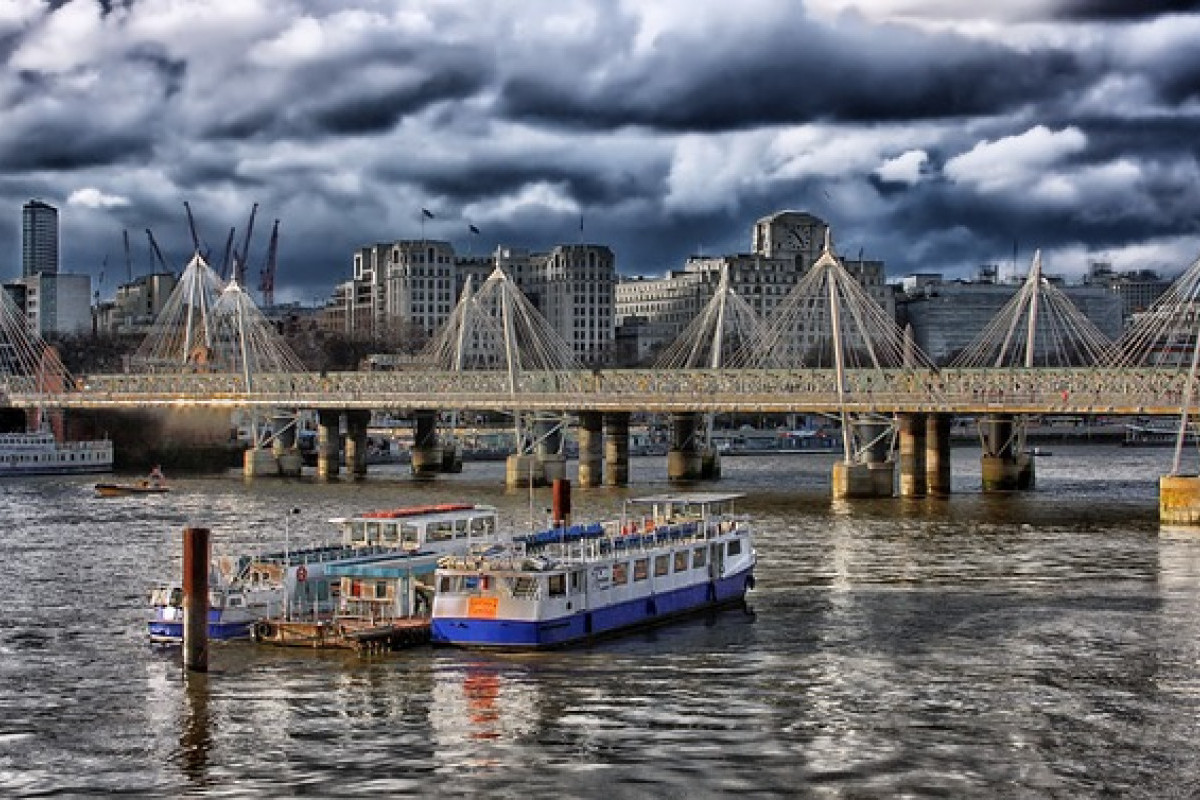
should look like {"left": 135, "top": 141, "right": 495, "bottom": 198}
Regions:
{"left": 148, "top": 464, "right": 165, "bottom": 488}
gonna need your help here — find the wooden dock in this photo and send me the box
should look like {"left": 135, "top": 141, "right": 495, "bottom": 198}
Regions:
{"left": 251, "top": 616, "right": 431, "bottom": 653}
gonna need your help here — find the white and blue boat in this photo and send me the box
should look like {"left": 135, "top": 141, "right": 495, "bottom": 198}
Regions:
{"left": 430, "top": 492, "right": 756, "bottom": 649}
{"left": 147, "top": 502, "right": 499, "bottom": 643}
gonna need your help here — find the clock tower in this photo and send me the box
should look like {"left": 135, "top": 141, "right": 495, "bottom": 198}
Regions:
{"left": 752, "top": 210, "right": 828, "bottom": 264}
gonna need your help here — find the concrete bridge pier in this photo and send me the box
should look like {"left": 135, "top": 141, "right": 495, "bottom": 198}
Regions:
{"left": 577, "top": 411, "right": 603, "bottom": 488}
{"left": 410, "top": 410, "right": 442, "bottom": 478}
{"left": 831, "top": 419, "right": 894, "bottom": 499}
{"left": 603, "top": 411, "right": 630, "bottom": 487}
{"left": 898, "top": 413, "right": 927, "bottom": 498}
{"left": 343, "top": 410, "right": 371, "bottom": 478}
{"left": 926, "top": 412, "right": 953, "bottom": 496}
{"left": 667, "top": 412, "right": 704, "bottom": 481}
{"left": 271, "top": 411, "right": 303, "bottom": 477}
{"left": 534, "top": 414, "right": 567, "bottom": 484}
{"left": 981, "top": 414, "right": 1034, "bottom": 491}
{"left": 1160, "top": 475, "right": 1200, "bottom": 525}
{"left": 315, "top": 409, "right": 341, "bottom": 480}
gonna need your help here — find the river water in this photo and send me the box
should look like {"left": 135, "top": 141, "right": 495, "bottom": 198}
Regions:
{"left": 2, "top": 444, "right": 1199, "bottom": 798}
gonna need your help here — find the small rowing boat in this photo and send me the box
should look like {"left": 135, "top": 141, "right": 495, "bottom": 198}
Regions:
{"left": 95, "top": 480, "right": 171, "bottom": 497}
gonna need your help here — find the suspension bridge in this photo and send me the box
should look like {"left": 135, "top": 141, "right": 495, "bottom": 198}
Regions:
{"left": 5, "top": 236, "right": 1200, "bottom": 517}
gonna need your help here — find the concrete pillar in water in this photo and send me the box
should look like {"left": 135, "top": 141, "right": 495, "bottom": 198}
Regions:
{"left": 182, "top": 526, "right": 210, "bottom": 673}
{"left": 506, "top": 453, "right": 544, "bottom": 488}
{"left": 272, "top": 411, "right": 303, "bottom": 477}
{"left": 925, "top": 412, "right": 953, "bottom": 497}
{"left": 577, "top": 411, "right": 603, "bottom": 488}
{"left": 343, "top": 410, "right": 371, "bottom": 477}
{"left": 898, "top": 413, "right": 927, "bottom": 498}
{"left": 242, "top": 446, "right": 277, "bottom": 478}
{"left": 832, "top": 418, "right": 894, "bottom": 499}
{"left": 534, "top": 414, "right": 566, "bottom": 484}
{"left": 1160, "top": 475, "right": 1200, "bottom": 525}
{"left": 981, "top": 414, "right": 1035, "bottom": 491}
{"left": 410, "top": 410, "right": 441, "bottom": 478}
{"left": 315, "top": 409, "right": 341, "bottom": 480}
{"left": 603, "top": 411, "right": 630, "bottom": 487}
{"left": 667, "top": 412, "right": 703, "bottom": 481}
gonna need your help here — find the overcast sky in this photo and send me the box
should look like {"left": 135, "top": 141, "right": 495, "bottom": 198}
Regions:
{"left": 3, "top": 0, "right": 1199, "bottom": 303}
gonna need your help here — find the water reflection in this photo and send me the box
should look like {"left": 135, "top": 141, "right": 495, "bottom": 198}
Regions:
{"left": 179, "top": 672, "right": 212, "bottom": 787}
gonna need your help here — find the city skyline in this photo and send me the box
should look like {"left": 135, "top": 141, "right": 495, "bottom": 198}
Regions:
{"left": 3, "top": 1, "right": 1199, "bottom": 303}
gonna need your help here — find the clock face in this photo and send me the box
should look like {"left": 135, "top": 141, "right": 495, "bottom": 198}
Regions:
{"left": 786, "top": 225, "right": 811, "bottom": 249}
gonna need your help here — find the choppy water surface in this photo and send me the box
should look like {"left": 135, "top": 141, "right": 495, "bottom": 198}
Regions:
{"left": 2, "top": 445, "right": 1200, "bottom": 797}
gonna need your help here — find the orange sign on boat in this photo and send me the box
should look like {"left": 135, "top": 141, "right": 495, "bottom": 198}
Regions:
{"left": 468, "top": 597, "right": 499, "bottom": 618}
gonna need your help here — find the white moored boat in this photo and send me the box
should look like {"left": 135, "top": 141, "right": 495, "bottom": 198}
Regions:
{"left": 0, "top": 426, "right": 113, "bottom": 477}
{"left": 430, "top": 492, "right": 756, "bottom": 649}
{"left": 148, "top": 502, "right": 499, "bottom": 643}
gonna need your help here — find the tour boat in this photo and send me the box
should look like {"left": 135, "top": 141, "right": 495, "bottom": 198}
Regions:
{"left": 430, "top": 492, "right": 756, "bottom": 649}
{"left": 0, "top": 426, "right": 113, "bottom": 477}
{"left": 147, "top": 502, "right": 499, "bottom": 643}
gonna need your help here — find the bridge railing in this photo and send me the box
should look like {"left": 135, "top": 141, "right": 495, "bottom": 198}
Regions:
{"left": 2, "top": 366, "right": 1193, "bottom": 416}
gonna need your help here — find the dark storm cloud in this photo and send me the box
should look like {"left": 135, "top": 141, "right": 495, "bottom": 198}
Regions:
{"left": 4, "top": 1, "right": 1200, "bottom": 297}
{"left": 499, "top": 19, "right": 1083, "bottom": 131}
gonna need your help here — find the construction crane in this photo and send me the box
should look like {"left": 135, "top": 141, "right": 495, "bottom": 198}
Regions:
{"left": 183, "top": 201, "right": 207, "bottom": 259}
{"left": 259, "top": 219, "right": 280, "bottom": 307}
{"left": 234, "top": 202, "right": 258, "bottom": 286}
{"left": 146, "top": 229, "right": 171, "bottom": 274}
{"left": 123, "top": 229, "right": 133, "bottom": 283}
{"left": 219, "top": 226, "right": 236, "bottom": 281}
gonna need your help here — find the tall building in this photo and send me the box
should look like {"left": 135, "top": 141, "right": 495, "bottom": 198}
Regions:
{"left": 22, "top": 199, "right": 58, "bottom": 278}
{"left": 615, "top": 210, "right": 891, "bottom": 362}
{"left": 336, "top": 240, "right": 617, "bottom": 366}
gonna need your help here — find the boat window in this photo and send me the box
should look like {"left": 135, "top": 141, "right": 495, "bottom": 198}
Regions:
{"left": 350, "top": 521, "right": 367, "bottom": 545}
{"left": 170, "top": 589, "right": 183, "bottom": 606}
{"left": 570, "top": 571, "right": 583, "bottom": 592}
{"left": 654, "top": 555, "right": 669, "bottom": 577}
{"left": 727, "top": 539, "right": 742, "bottom": 557}
{"left": 612, "top": 562, "right": 628, "bottom": 586}
{"left": 510, "top": 576, "right": 539, "bottom": 598}
{"left": 382, "top": 523, "right": 399, "bottom": 545}
{"left": 365, "top": 521, "right": 381, "bottom": 543}
{"left": 548, "top": 574, "right": 566, "bottom": 596}
{"left": 429, "top": 521, "right": 454, "bottom": 542}
{"left": 633, "top": 559, "right": 648, "bottom": 581}
{"left": 473, "top": 516, "right": 496, "bottom": 536}
{"left": 674, "top": 551, "right": 689, "bottom": 572}
{"left": 692, "top": 547, "right": 707, "bottom": 568}
{"left": 375, "top": 581, "right": 388, "bottom": 599}
{"left": 454, "top": 519, "right": 468, "bottom": 539}
{"left": 439, "top": 576, "right": 453, "bottom": 593}
{"left": 228, "top": 596, "right": 242, "bottom": 607}
{"left": 401, "top": 523, "right": 421, "bottom": 546}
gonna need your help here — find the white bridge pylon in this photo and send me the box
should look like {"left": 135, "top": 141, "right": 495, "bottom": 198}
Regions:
{"left": 131, "top": 252, "right": 306, "bottom": 379}
{"left": 0, "top": 288, "right": 74, "bottom": 398}
{"left": 421, "top": 266, "right": 581, "bottom": 454}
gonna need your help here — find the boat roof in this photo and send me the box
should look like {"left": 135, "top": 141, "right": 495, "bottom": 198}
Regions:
{"left": 628, "top": 492, "right": 745, "bottom": 505}
{"left": 323, "top": 552, "right": 445, "bottom": 578}
{"left": 329, "top": 503, "right": 497, "bottom": 524}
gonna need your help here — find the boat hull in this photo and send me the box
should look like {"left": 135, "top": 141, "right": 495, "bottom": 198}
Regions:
{"left": 147, "top": 610, "right": 259, "bottom": 643}
{"left": 431, "top": 566, "right": 755, "bottom": 649}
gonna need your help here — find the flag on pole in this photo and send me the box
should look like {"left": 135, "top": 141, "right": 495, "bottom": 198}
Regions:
{"left": 469, "top": 224, "right": 480, "bottom": 235}
{"left": 422, "top": 208, "right": 435, "bottom": 219}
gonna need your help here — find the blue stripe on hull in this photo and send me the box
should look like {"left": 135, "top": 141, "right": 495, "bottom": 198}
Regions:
{"left": 431, "top": 567, "right": 754, "bottom": 649}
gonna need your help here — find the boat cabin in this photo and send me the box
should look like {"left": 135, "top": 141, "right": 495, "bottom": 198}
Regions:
{"left": 331, "top": 503, "right": 498, "bottom": 552}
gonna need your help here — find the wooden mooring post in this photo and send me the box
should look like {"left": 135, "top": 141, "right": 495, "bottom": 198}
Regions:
{"left": 182, "top": 526, "right": 210, "bottom": 672}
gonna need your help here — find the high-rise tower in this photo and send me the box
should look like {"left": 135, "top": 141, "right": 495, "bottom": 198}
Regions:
{"left": 22, "top": 199, "right": 58, "bottom": 277}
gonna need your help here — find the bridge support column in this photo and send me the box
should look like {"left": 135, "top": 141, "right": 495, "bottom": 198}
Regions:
{"left": 1160, "top": 475, "right": 1200, "bottom": 525}
{"left": 898, "top": 413, "right": 927, "bottom": 498}
{"left": 667, "top": 412, "right": 704, "bottom": 481}
{"left": 534, "top": 414, "right": 567, "bottom": 484}
{"left": 343, "top": 410, "right": 371, "bottom": 478}
{"left": 603, "top": 411, "right": 630, "bottom": 487}
{"left": 831, "top": 418, "right": 894, "bottom": 499}
{"left": 271, "top": 411, "right": 303, "bottom": 477}
{"left": 411, "top": 410, "right": 441, "bottom": 478}
{"left": 577, "top": 411, "right": 603, "bottom": 488}
{"left": 925, "top": 413, "right": 952, "bottom": 496}
{"left": 315, "top": 409, "right": 341, "bottom": 480}
{"left": 242, "top": 446, "right": 276, "bottom": 478}
{"left": 981, "top": 414, "right": 1034, "bottom": 492}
